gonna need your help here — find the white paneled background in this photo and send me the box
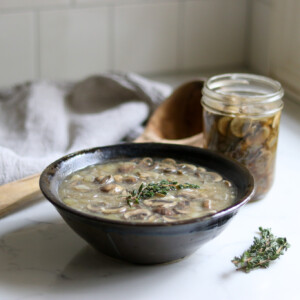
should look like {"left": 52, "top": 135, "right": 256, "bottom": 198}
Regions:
{"left": 39, "top": 7, "right": 110, "bottom": 80}
{"left": 249, "top": 0, "right": 300, "bottom": 101}
{"left": 0, "top": 0, "right": 248, "bottom": 86}
{"left": 0, "top": 0, "right": 299, "bottom": 101}
{"left": 114, "top": 2, "right": 179, "bottom": 73}
{"left": 248, "top": 0, "right": 271, "bottom": 75}
{"left": 182, "top": 0, "right": 247, "bottom": 70}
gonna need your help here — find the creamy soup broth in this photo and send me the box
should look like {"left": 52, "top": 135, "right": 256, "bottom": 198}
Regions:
{"left": 58, "top": 157, "right": 236, "bottom": 223}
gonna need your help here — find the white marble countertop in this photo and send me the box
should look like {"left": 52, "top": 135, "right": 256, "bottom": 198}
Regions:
{"left": 1, "top": 74, "right": 300, "bottom": 300}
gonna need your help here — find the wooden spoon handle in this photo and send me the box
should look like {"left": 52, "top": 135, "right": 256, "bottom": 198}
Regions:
{"left": 0, "top": 173, "right": 41, "bottom": 217}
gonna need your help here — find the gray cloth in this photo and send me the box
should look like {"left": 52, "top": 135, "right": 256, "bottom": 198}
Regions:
{"left": 0, "top": 73, "right": 171, "bottom": 184}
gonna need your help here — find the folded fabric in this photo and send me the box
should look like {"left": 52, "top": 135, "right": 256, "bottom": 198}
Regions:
{"left": 0, "top": 73, "right": 171, "bottom": 184}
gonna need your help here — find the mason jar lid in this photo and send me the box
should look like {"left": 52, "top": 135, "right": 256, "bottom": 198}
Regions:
{"left": 202, "top": 73, "right": 284, "bottom": 117}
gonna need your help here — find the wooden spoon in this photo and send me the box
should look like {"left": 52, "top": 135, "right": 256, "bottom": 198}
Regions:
{"left": 136, "top": 80, "right": 204, "bottom": 146}
{"left": 0, "top": 79, "right": 205, "bottom": 218}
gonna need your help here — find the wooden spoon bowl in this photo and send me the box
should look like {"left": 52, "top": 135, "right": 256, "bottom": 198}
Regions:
{"left": 136, "top": 80, "right": 204, "bottom": 147}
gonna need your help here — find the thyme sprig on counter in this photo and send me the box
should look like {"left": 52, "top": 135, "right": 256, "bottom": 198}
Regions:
{"left": 232, "top": 227, "right": 290, "bottom": 273}
{"left": 126, "top": 180, "right": 200, "bottom": 206}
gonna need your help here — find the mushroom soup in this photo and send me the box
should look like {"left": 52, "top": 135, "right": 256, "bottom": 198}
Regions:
{"left": 58, "top": 157, "right": 236, "bottom": 223}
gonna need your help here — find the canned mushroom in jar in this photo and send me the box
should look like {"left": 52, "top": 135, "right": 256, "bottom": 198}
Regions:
{"left": 201, "top": 74, "right": 284, "bottom": 201}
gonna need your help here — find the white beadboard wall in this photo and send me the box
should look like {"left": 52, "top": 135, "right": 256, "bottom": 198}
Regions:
{"left": 0, "top": 0, "right": 248, "bottom": 87}
{"left": 248, "top": 0, "right": 272, "bottom": 75}
{"left": 248, "top": 0, "right": 300, "bottom": 102}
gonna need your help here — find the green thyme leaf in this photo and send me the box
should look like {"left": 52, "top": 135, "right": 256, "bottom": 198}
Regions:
{"left": 138, "top": 183, "right": 144, "bottom": 194}
{"left": 232, "top": 227, "right": 290, "bottom": 273}
{"left": 126, "top": 180, "right": 200, "bottom": 205}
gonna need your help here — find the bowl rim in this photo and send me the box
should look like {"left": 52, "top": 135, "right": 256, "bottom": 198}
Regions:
{"left": 39, "top": 143, "right": 255, "bottom": 227}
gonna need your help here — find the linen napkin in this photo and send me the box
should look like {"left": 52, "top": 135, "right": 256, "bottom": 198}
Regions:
{"left": 0, "top": 73, "right": 171, "bottom": 185}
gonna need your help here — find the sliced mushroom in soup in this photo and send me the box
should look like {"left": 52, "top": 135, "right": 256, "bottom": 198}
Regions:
{"left": 58, "top": 158, "right": 237, "bottom": 223}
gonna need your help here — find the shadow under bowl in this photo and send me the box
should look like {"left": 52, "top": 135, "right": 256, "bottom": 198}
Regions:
{"left": 40, "top": 143, "right": 254, "bottom": 264}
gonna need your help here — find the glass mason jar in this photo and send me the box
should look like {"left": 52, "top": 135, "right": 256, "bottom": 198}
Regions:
{"left": 201, "top": 73, "right": 284, "bottom": 201}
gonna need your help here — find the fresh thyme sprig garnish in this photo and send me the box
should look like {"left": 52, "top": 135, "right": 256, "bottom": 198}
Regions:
{"left": 126, "top": 180, "right": 200, "bottom": 206}
{"left": 232, "top": 227, "right": 290, "bottom": 273}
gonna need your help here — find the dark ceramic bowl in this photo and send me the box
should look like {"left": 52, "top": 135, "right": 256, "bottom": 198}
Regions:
{"left": 40, "top": 143, "right": 254, "bottom": 264}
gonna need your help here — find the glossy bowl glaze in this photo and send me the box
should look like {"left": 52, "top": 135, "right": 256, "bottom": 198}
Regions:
{"left": 40, "top": 143, "right": 254, "bottom": 264}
